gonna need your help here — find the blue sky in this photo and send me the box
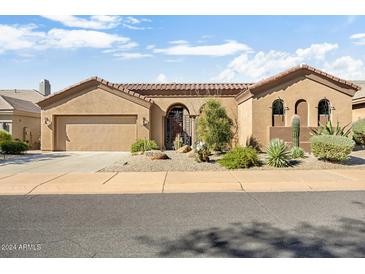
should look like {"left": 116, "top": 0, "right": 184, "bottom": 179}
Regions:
{"left": 0, "top": 15, "right": 365, "bottom": 92}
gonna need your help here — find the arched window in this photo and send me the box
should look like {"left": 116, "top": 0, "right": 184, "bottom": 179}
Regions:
{"left": 318, "top": 99, "right": 331, "bottom": 125}
{"left": 272, "top": 99, "right": 285, "bottom": 126}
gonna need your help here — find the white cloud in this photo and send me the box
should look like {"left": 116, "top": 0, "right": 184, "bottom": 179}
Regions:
{"left": 165, "top": 58, "right": 184, "bottom": 63}
{"left": 146, "top": 44, "right": 155, "bottom": 50}
{"left": 42, "top": 15, "right": 122, "bottom": 30}
{"left": 0, "top": 23, "right": 146, "bottom": 61}
{"left": 324, "top": 56, "right": 365, "bottom": 79}
{"left": 42, "top": 15, "right": 152, "bottom": 31}
{"left": 156, "top": 73, "right": 167, "bottom": 83}
{"left": 0, "top": 24, "right": 44, "bottom": 53}
{"left": 113, "top": 52, "right": 152, "bottom": 60}
{"left": 169, "top": 40, "right": 189, "bottom": 45}
{"left": 216, "top": 43, "right": 339, "bottom": 81}
{"left": 121, "top": 16, "right": 152, "bottom": 30}
{"left": 44, "top": 28, "right": 129, "bottom": 49}
{"left": 350, "top": 33, "right": 365, "bottom": 45}
{"left": 295, "top": 43, "right": 338, "bottom": 60}
{"left": 153, "top": 40, "right": 252, "bottom": 57}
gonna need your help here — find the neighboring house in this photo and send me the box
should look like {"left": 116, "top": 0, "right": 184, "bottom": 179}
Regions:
{"left": 352, "top": 81, "right": 365, "bottom": 122}
{"left": 0, "top": 80, "right": 50, "bottom": 149}
{"left": 37, "top": 64, "right": 360, "bottom": 152}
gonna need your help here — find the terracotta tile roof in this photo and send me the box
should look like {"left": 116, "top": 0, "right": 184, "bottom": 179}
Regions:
{"left": 119, "top": 83, "right": 247, "bottom": 90}
{"left": 37, "top": 76, "right": 153, "bottom": 106}
{"left": 118, "top": 83, "right": 248, "bottom": 96}
{"left": 248, "top": 64, "right": 361, "bottom": 92}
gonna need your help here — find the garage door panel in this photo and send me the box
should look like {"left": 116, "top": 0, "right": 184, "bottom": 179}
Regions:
{"left": 56, "top": 115, "right": 136, "bottom": 151}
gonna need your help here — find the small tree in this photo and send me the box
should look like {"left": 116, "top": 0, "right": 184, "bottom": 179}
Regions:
{"left": 197, "top": 99, "right": 233, "bottom": 151}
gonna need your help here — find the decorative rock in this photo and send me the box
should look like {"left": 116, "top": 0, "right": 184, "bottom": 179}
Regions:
{"left": 176, "top": 145, "right": 192, "bottom": 153}
{"left": 151, "top": 152, "right": 170, "bottom": 160}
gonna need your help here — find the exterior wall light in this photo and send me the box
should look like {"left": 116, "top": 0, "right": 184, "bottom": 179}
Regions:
{"left": 44, "top": 117, "right": 51, "bottom": 126}
{"left": 142, "top": 117, "right": 149, "bottom": 126}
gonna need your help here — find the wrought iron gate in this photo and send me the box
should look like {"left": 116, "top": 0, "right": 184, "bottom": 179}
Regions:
{"left": 165, "top": 107, "right": 192, "bottom": 149}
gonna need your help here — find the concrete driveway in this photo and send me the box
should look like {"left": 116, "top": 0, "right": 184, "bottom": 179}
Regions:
{"left": 0, "top": 151, "right": 129, "bottom": 173}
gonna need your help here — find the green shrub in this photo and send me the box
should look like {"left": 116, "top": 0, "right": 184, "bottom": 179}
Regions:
{"left": 131, "top": 139, "right": 158, "bottom": 153}
{"left": 197, "top": 99, "right": 233, "bottom": 151}
{"left": 194, "top": 141, "right": 210, "bottom": 162}
{"left": 290, "top": 146, "right": 305, "bottom": 159}
{"left": 310, "top": 135, "right": 354, "bottom": 162}
{"left": 266, "top": 139, "right": 291, "bottom": 167}
{"left": 219, "top": 146, "right": 259, "bottom": 169}
{"left": 1, "top": 140, "right": 29, "bottom": 154}
{"left": 352, "top": 119, "right": 365, "bottom": 145}
{"left": 0, "top": 130, "right": 12, "bottom": 144}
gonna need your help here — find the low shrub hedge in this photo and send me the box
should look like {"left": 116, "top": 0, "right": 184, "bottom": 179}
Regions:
{"left": 310, "top": 135, "right": 354, "bottom": 161}
{"left": 352, "top": 119, "right": 365, "bottom": 145}
{"left": 131, "top": 139, "right": 158, "bottom": 153}
{"left": 0, "top": 130, "right": 12, "bottom": 143}
{"left": 218, "top": 146, "right": 259, "bottom": 169}
{"left": 1, "top": 140, "right": 29, "bottom": 154}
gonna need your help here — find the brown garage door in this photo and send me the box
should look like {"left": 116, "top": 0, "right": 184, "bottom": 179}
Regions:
{"left": 55, "top": 115, "right": 137, "bottom": 151}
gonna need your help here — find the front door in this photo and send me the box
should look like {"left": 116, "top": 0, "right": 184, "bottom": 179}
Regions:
{"left": 165, "top": 106, "right": 192, "bottom": 149}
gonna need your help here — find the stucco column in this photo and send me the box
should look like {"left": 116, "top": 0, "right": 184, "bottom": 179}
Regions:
{"left": 190, "top": 115, "right": 196, "bottom": 145}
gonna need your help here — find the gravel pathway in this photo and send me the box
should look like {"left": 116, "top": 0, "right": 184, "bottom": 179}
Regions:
{"left": 100, "top": 149, "right": 365, "bottom": 172}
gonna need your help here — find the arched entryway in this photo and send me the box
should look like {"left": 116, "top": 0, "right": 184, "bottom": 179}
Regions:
{"left": 295, "top": 99, "right": 308, "bottom": 126}
{"left": 165, "top": 104, "right": 192, "bottom": 149}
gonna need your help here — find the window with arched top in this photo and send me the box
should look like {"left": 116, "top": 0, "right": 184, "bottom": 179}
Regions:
{"left": 272, "top": 99, "right": 285, "bottom": 126}
{"left": 318, "top": 99, "right": 331, "bottom": 125}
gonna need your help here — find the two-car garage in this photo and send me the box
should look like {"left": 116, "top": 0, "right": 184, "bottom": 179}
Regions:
{"left": 54, "top": 115, "right": 137, "bottom": 151}
{"left": 38, "top": 77, "right": 152, "bottom": 152}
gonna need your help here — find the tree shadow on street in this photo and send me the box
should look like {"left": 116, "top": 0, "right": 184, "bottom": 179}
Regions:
{"left": 137, "top": 214, "right": 365, "bottom": 257}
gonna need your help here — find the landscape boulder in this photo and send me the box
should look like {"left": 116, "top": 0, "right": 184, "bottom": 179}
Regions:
{"left": 151, "top": 152, "right": 170, "bottom": 160}
{"left": 145, "top": 150, "right": 170, "bottom": 160}
{"left": 176, "top": 145, "right": 192, "bottom": 153}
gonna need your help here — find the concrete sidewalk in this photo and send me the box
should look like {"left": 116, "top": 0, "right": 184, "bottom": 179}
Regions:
{"left": 0, "top": 169, "right": 364, "bottom": 195}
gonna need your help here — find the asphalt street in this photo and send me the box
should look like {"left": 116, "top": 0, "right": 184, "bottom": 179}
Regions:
{"left": 0, "top": 191, "right": 365, "bottom": 257}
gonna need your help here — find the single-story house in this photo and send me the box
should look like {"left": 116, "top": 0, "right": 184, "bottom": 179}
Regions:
{"left": 37, "top": 64, "right": 360, "bottom": 152}
{"left": 352, "top": 81, "right": 365, "bottom": 121}
{"left": 0, "top": 81, "right": 50, "bottom": 149}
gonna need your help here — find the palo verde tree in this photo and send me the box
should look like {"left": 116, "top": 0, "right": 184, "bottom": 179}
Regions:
{"left": 197, "top": 99, "right": 233, "bottom": 151}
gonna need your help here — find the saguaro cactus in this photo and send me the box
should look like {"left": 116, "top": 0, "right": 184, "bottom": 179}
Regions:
{"left": 291, "top": 115, "right": 301, "bottom": 147}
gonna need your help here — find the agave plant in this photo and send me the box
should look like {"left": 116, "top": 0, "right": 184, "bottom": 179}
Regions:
{"left": 311, "top": 120, "right": 351, "bottom": 137}
{"left": 266, "top": 139, "right": 291, "bottom": 167}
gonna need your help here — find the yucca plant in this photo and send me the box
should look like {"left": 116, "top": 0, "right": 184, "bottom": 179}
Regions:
{"left": 311, "top": 120, "right": 351, "bottom": 137}
{"left": 266, "top": 139, "right": 291, "bottom": 167}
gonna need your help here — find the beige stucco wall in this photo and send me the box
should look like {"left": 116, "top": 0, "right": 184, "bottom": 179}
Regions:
{"left": 237, "top": 98, "right": 253, "bottom": 146}
{"left": 150, "top": 96, "right": 238, "bottom": 148}
{"left": 352, "top": 103, "right": 365, "bottom": 122}
{"left": 250, "top": 76, "right": 353, "bottom": 147}
{"left": 12, "top": 112, "right": 41, "bottom": 149}
{"left": 41, "top": 85, "right": 150, "bottom": 151}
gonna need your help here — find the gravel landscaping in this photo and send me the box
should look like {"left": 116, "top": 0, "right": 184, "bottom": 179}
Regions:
{"left": 100, "top": 149, "right": 365, "bottom": 172}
